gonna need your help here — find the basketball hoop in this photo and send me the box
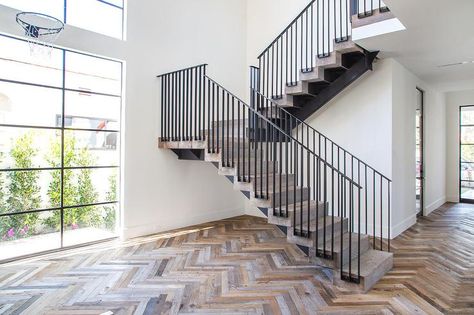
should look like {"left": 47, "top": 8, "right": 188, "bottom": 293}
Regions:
{"left": 16, "top": 12, "right": 64, "bottom": 57}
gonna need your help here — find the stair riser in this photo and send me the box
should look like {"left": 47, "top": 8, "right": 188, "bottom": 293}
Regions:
{"left": 236, "top": 178, "right": 297, "bottom": 193}
{"left": 250, "top": 187, "right": 310, "bottom": 207}
{"left": 267, "top": 206, "right": 323, "bottom": 227}
{"left": 312, "top": 236, "right": 370, "bottom": 269}
{"left": 334, "top": 251, "right": 393, "bottom": 293}
{"left": 287, "top": 217, "right": 348, "bottom": 248}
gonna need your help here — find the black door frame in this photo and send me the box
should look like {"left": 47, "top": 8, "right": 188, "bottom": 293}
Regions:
{"left": 416, "top": 87, "right": 424, "bottom": 217}
{"left": 459, "top": 105, "right": 474, "bottom": 204}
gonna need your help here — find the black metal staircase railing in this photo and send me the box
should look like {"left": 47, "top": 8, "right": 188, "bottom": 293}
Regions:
{"left": 256, "top": 0, "right": 390, "bottom": 103}
{"left": 157, "top": 64, "right": 381, "bottom": 283}
{"left": 250, "top": 65, "right": 391, "bottom": 253}
{"left": 352, "top": 0, "right": 390, "bottom": 18}
{"left": 257, "top": 0, "right": 352, "bottom": 100}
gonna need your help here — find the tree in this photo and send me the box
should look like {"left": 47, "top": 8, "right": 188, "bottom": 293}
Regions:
{"left": 75, "top": 148, "right": 99, "bottom": 227}
{"left": 1, "top": 132, "right": 42, "bottom": 240}
{"left": 43, "top": 133, "right": 77, "bottom": 230}
{"left": 103, "top": 172, "right": 117, "bottom": 231}
{"left": 43, "top": 134, "right": 100, "bottom": 230}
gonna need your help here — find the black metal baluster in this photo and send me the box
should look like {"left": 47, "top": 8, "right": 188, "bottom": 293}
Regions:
{"left": 365, "top": 165, "right": 368, "bottom": 234}
{"left": 310, "top": 4, "right": 314, "bottom": 70}
{"left": 323, "top": 138, "right": 327, "bottom": 256}
{"left": 373, "top": 171, "right": 376, "bottom": 249}
{"left": 198, "top": 67, "right": 202, "bottom": 141}
{"left": 221, "top": 89, "right": 225, "bottom": 165}
{"left": 232, "top": 96, "right": 235, "bottom": 168}
{"left": 358, "top": 160, "right": 361, "bottom": 283}
{"left": 213, "top": 83, "right": 216, "bottom": 153}
{"left": 207, "top": 79, "right": 211, "bottom": 152}
{"left": 227, "top": 93, "right": 230, "bottom": 167}
{"left": 331, "top": 142, "right": 335, "bottom": 258}
{"left": 185, "top": 69, "right": 189, "bottom": 140}
{"left": 290, "top": 25, "right": 293, "bottom": 85}
{"left": 237, "top": 100, "right": 240, "bottom": 180}
{"left": 380, "top": 174, "right": 383, "bottom": 251}
{"left": 160, "top": 76, "right": 164, "bottom": 141}
{"left": 172, "top": 73, "right": 178, "bottom": 141}
{"left": 194, "top": 68, "right": 198, "bottom": 140}
{"left": 388, "top": 180, "right": 391, "bottom": 251}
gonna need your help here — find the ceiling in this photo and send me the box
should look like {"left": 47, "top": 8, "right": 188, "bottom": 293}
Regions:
{"left": 354, "top": 0, "right": 474, "bottom": 87}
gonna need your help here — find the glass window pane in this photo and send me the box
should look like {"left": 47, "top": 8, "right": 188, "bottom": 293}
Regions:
{"left": 0, "top": 169, "right": 61, "bottom": 214}
{"left": 461, "top": 163, "right": 474, "bottom": 181}
{"left": 64, "top": 91, "right": 121, "bottom": 130}
{"left": 0, "top": 210, "right": 61, "bottom": 260}
{"left": 461, "top": 145, "right": 474, "bottom": 163}
{"left": 0, "top": 36, "right": 63, "bottom": 87}
{"left": 64, "top": 130, "right": 119, "bottom": 167}
{"left": 0, "top": 0, "right": 64, "bottom": 20}
{"left": 64, "top": 167, "right": 118, "bottom": 207}
{"left": 0, "top": 81, "right": 62, "bottom": 127}
{"left": 62, "top": 203, "right": 117, "bottom": 247}
{"left": 461, "top": 107, "right": 474, "bottom": 125}
{"left": 66, "top": 0, "right": 123, "bottom": 39}
{"left": 461, "top": 126, "right": 474, "bottom": 144}
{"left": 0, "top": 127, "right": 61, "bottom": 169}
{"left": 65, "top": 51, "right": 122, "bottom": 95}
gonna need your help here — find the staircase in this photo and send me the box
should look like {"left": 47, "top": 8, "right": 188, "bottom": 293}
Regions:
{"left": 157, "top": 0, "right": 394, "bottom": 292}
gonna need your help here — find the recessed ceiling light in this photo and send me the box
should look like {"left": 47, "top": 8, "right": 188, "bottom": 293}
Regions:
{"left": 438, "top": 60, "right": 474, "bottom": 68}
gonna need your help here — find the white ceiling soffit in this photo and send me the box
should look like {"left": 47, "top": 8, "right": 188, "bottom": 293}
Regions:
{"left": 353, "top": 0, "right": 474, "bottom": 86}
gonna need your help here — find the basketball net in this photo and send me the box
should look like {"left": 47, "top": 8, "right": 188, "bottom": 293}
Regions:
{"left": 16, "top": 12, "right": 64, "bottom": 59}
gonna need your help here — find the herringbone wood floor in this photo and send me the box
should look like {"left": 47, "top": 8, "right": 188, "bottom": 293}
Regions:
{"left": 0, "top": 203, "right": 473, "bottom": 314}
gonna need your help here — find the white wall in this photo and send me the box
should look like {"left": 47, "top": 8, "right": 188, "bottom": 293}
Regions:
{"left": 0, "top": 0, "right": 250, "bottom": 240}
{"left": 446, "top": 90, "right": 474, "bottom": 202}
{"left": 391, "top": 59, "right": 446, "bottom": 232}
{"left": 123, "top": 0, "right": 248, "bottom": 238}
{"left": 246, "top": 0, "right": 312, "bottom": 69}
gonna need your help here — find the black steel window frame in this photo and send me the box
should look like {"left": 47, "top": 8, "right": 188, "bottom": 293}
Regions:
{"left": 459, "top": 105, "right": 474, "bottom": 204}
{"left": 0, "top": 33, "right": 123, "bottom": 261}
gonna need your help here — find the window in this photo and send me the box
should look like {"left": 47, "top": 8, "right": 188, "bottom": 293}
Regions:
{"left": 460, "top": 106, "right": 474, "bottom": 203}
{"left": 0, "top": 34, "right": 122, "bottom": 261}
{"left": 0, "top": 0, "right": 125, "bottom": 39}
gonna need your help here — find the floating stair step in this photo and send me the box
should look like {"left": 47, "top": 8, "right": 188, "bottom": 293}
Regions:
{"left": 287, "top": 216, "right": 347, "bottom": 247}
{"left": 233, "top": 173, "right": 297, "bottom": 196}
{"left": 299, "top": 68, "right": 325, "bottom": 83}
{"left": 271, "top": 94, "right": 295, "bottom": 107}
{"left": 313, "top": 232, "right": 371, "bottom": 268}
{"left": 267, "top": 201, "right": 325, "bottom": 227}
{"left": 251, "top": 186, "right": 310, "bottom": 207}
{"left": 218, "top": 159, "right": 279, "bottom": 176}
{"left": 285, "top": 81, "right": 309, "bottom": 95}
{"left": 316, "top": 51, "right": 344, "bottom": 69}
{"left": 336, "top": 249, "right": 393, "bottom": 292}
{"left": 333, "top": 38, "right": 364, "bottom": 54}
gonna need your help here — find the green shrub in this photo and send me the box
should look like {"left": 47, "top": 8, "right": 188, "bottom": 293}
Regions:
{"left": 1, "top": 132, "right": 41, "bottom": 240}
{"left": 103, "top": 172, "right": 117, "bottom": 231}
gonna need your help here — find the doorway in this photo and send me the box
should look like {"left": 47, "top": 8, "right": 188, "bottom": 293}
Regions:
{"left": 416, "top": 88, "right": 424, "bottom": 216}
{"left": 459, "top": 105, "right": 474, "bottom": 203}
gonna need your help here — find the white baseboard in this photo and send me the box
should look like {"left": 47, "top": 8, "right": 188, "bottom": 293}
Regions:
{"left": 391, "top": 213, "right": 417, "bottom": 238}
{"left": 424, "top": 196, "right": 446, "bottom": 216}
{"left": 446, "top": 195, "right": 459, "bottom": 203}
{"left": 121, "top": 207, "right": 245, "bottom": 240}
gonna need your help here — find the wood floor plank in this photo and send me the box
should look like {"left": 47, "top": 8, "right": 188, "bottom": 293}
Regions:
{"left": 0, "top": 203, "right": 473, "bottom": 314}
